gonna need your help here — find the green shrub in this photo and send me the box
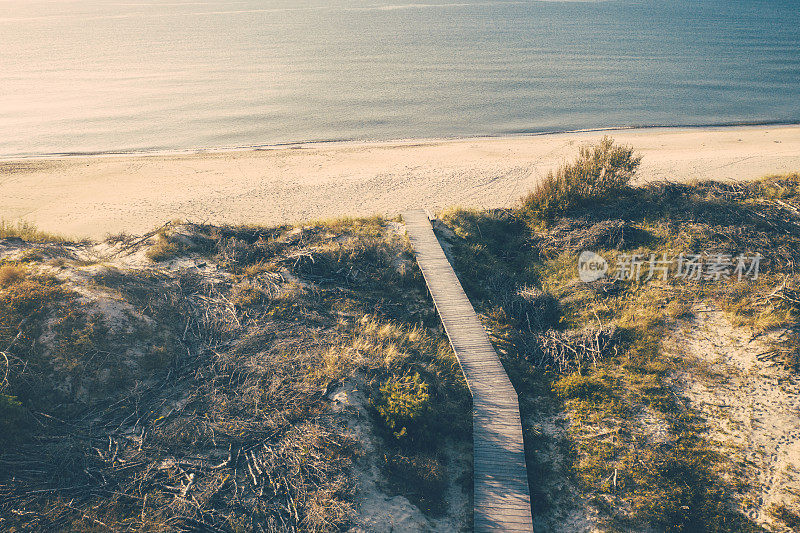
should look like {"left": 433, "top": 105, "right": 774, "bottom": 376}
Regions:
{"left": 520, "top": 136, "right": 641, "bottom": 221}
{"left": 373, "top": 372, "right": 432, "bottom": 439}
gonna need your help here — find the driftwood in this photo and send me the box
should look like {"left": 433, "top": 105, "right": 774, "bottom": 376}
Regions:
{"left": 524, "top": 326, "right": 619, "bottom": 373}
{"left": 107, "top": 220, "right": 174, "bottom": 257}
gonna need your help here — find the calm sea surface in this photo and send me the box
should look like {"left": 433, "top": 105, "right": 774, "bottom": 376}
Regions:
{"left": 2, "top": 0, "right": 799, "bottom": 157}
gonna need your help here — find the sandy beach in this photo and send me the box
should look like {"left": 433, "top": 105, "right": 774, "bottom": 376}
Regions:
{"left": 2, "top": 124, "right": 800, "bottom": 240}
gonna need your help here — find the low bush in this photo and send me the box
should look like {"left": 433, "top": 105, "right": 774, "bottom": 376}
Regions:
{"left": 372, "top": 372, "right": 432, "bottom": 439}
{"left": 520, "top": 136, "right": 641, "bottom": 221}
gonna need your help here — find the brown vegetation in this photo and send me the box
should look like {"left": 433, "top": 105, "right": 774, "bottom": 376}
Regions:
{"left": 0, "top": 220, "right": 69, "bottom": 243}
{"left": 0, "top": 217, "right": 470, "bottom": 531}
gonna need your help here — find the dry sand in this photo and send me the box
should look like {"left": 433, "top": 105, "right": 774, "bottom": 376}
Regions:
{"left": 670, "top": 307, "right": 800, "bottom": 530}
{"left": 2, "top": 125, "right": 800, "bottom": 240}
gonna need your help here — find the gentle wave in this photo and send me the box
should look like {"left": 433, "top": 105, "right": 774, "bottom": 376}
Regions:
{"left": 7, "top": 121, "right": 800, "bottom": 161}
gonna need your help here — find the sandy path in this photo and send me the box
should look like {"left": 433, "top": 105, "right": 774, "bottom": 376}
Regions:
{"left": 671, "top": 308, "right": 800, "bottom": 530}
{"left": 2, "top": 125, "right": 800, "bottom": 240}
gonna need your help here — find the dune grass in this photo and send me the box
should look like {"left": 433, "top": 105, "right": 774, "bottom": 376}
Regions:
{"left": 0, "top": 219, "right": 68, "bottom": 243}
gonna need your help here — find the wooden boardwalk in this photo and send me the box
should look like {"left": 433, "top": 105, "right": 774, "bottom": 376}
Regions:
{"left": 402, "top": 210, "right": 534, "bottom": 532}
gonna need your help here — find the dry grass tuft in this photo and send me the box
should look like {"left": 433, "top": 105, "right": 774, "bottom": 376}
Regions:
{"left": 145, "top": 228, "right": 188, "bottom": 261}
{"left": 0, "top": 264, "right": 25, "bottom": 287}
{"left": 0, "top": 220, "right": 67, "bottom": 243}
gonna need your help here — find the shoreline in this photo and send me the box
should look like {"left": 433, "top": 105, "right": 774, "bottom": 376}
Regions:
{"left": 2, "top": 123, "right": 800, "bottom": 240}
{"left": 3, "top": 121, "right": 800, "bottom": 162}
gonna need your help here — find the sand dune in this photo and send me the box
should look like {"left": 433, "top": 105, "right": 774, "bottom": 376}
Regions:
{"left": 2, "top": 125, "right": 800, "bottom": 239}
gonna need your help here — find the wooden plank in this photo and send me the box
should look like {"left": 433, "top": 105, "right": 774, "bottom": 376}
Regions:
{"left": 402, "top": 209, "right": 534, "bottom": 532}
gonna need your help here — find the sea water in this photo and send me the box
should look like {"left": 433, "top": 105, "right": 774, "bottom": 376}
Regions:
{"left": 1, "top": 0, "right": 799, "bottom": 157}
